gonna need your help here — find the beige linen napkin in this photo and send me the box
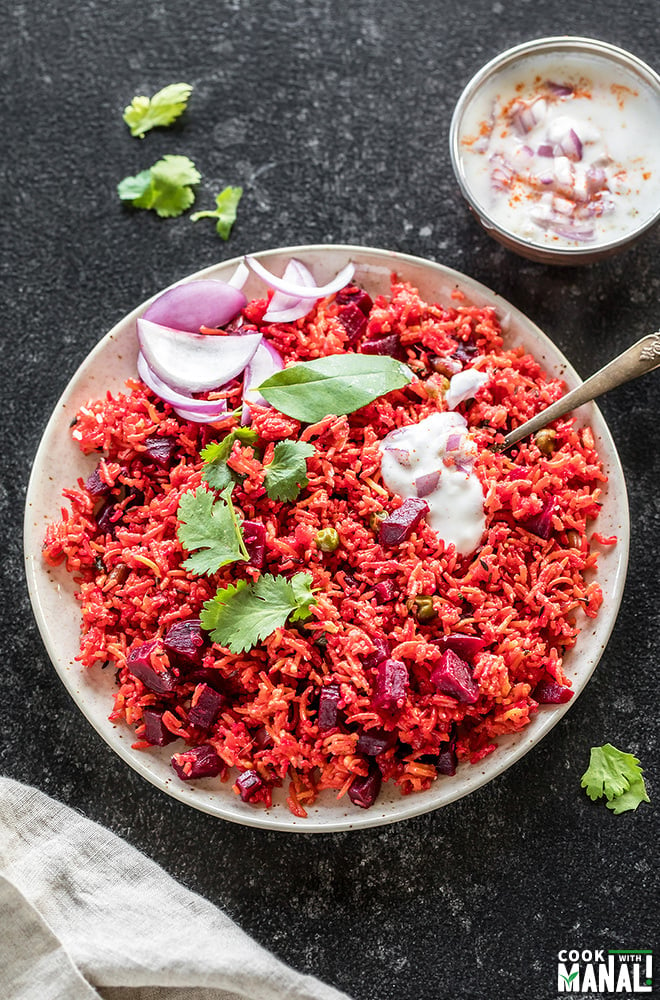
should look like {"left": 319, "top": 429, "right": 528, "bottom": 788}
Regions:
{"left": 0, "top": 777, "right": 352, "bottom": 1000}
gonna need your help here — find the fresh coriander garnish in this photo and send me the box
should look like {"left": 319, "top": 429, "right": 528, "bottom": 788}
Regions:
{"left": 118, "top": 155, "right": 200, "bottom": 218}
{"left": 201, "top": 572, "right": 316, "bottom": 653}
{"left": 177, "top": 484, "right": 247, "bottom": 575}
{"left": 581, "top": 743, "right": 650, "bottom": 814}
{"left": 191, "top": 186, "right": 243, "bottom": 240}
{"left": 201, "top": 427, "right": 259, "bottom": 492}
{"left": 257, "top": 354, "right": 413, "bottom": 423}
{"left": 123, "top": 83, "right": 193, "bottom": 138}
{"left": 264, "top": 440, "right": 315, "bottom": 502}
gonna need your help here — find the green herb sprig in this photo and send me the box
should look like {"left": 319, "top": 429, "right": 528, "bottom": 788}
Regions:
{"left": 177, "top": 485, "right": 247, "bottom": 575}
{"left": 581, "top": 744, "right": 650, "bottom": 814}
{"left": 201, "top": 572, "right": 316, "bottom": 653}
{"left": 123, "top": 83, "right": 193, "bottom": 138}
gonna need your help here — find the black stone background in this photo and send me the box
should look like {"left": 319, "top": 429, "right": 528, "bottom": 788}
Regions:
{"left": 1, "top": 2, "right": 658, "bottom": 999}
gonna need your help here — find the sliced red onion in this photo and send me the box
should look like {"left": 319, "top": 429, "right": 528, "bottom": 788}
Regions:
{"left": 137, "top": 318, "right": 262, "bottom": 394}
{"left": 445, "top": 369, "right": 489, "bottom": 410}
{"left": 535, "top": 173, "right": 555, "bottom": 187}
{"left": 143, "top": 279, "right": 247, "bottom": 333}
{"left": 172, "top": 403, "right": 230, "bottom": 424}
{"left": 490, "top": 153, "right": 515, "bottom": 192}
{"left": 446, "top": 432, "right": 464, "bottom": 452}
{"left": 415, "top": 470, "right": 440, "bottom": 497}
{"left": 537, "top": 144, "right": 554, "bottom": 157}
{"left": 241, "top": 340, "right": 284, "bottom": 424}
{"left": 511, "top": 104, "right": 537, "bottom": 135}
{"left": 384, "top": 446, "right": 412, "bottom": 467}
{"left": 246, "top": 256, "right": 355, "bottom": 300}
{"left": 262, "top": 260, "right": 318, "bottom": 323}
{"left": 454, "top": 456, "right": 475, "bottom": 475}
{"left": 559, "top": 128, "right": 582, "bottom": 162}
{"left": 137, "top": 352, "right": 230, "bottom": 417}
{"left": 545, "top": 80, "right": 573, "bottom": 97}
{"left": 548, "top": 222, "right": 595, "bottom": 242}
{"left": 227, "top": 260, "right": 249, "bottom": 289}
{"left": 585, "top": 166, "right": 607, "bottom": 196}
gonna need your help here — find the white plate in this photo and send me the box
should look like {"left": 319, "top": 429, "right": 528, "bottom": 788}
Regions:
{"left": 24, "top": 245, "right": 629, "bottom": 833}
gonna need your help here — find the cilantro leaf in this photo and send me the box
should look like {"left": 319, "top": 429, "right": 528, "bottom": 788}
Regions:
{"left": 581, "top": 744, "right": 650, "bottom": 813}
{"left": 118, "top": 155, "right": 201, "bottom": 218}
{"left": 264, "top": 440, "right": 315, "bottom": 502}
{"left": 201, "top": 427, "right": 259, "bottom": 492}
{"left": 191, "top": 186, "right": 243, "bottom": 240}
{"left": 177, "top": 485, "right": 247, "bottom": 575}
{"left": 607, "top": 776, "right": 651, "bottom": 815}
{"left": 200, "top": 572, "right": 316, "bottom": 653}
{"left": 123, "top": 83, "right": 193, "bottom": 138}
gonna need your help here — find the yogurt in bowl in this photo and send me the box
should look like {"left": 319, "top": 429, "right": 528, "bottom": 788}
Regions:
{"left": 450, "top": 37, "right": 660, "bottom": 264}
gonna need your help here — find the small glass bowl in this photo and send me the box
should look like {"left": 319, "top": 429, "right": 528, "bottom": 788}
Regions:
{"left": 449, "top": 36, "right": 660, "bottom": 265}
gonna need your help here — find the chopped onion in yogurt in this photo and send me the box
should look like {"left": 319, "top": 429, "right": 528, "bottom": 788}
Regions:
{"left": 380, "top": 413, "right": 485, "bottom": 555}
{"left": 459, "top": 54, "right": 660, "bottom": 247}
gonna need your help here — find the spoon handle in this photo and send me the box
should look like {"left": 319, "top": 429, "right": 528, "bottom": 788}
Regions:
{"left": 500, "top": 331, "right": 660, "bottom": 451}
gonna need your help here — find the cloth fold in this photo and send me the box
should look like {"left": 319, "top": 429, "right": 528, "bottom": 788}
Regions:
{"left": 0, "top": 778, "right": 351, "bottom": 1000}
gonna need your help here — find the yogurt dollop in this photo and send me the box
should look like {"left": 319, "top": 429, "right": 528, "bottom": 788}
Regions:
{"left": 458, "top": 53, "right": 660, "bottom": 247}
{"left": 380, "top": 412, "right": 485, "bottom": 555}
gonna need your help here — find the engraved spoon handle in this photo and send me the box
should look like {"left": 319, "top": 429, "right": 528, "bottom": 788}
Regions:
{"left": 500, "top": 331, "right": 660, "bottom": 451}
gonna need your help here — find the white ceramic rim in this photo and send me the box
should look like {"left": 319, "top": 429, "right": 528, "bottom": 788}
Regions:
{"left": 24, "top": 244, "right": 630, "bottom": 833}
{"left": 449, "top": 36, "right": 660, "bottom": 261}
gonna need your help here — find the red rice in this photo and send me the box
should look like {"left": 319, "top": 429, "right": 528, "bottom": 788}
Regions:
{"left": 43, "top": 278, "right": 609, "bottom": 815}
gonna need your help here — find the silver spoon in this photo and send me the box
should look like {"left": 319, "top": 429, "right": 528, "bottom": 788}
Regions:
{"left": 499, "top": 331, "right": 660, "bottom": 451}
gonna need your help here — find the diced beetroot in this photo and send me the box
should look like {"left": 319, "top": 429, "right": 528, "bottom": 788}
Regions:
{"left": 127, "top": 640, "right": 177, "bottom": 695}
{"left": 143, "top": 434, "right": 177, "bottom": 467}
{"left": 430, "top": 650, "right": 479, "bottom": 704}
{"left": 85, "top": 465, "right": 112, "bottom": 498}
{"left": 252, "top": 725, "right": 274, "bottom": 751}
{"left": 379, "top": 497, "right": 429, "bottom": 547}
{"left": 318, "top": 684, "right": 341, "bottom": 732}
{"left": 435, "top": 632, "right": 487, "bottom": 660}
{"left": 337, "top": 302, "right": 368, "bottom": 343}
{"left": 533, "top": 680, "right": 574, "bottom": 704}
{"left": 163, "top": 619, "right": 205, "bottom": 667}
{"left": 348, "top": 762, "right": 382, "bottom": 809}
{"left": 356, "top": 727, "right": 397, "bottom": 756}
{"left": 124, "top": 485, "right": 145, "bottom": 509}
{"left": 334, "top": 285, "right": 373, "bottom": 315}
{"left": 236, "top": 768, "right": 263, "bottom": 801}
{"left": 374, "top": 580, "right": 397, "bottom": 603}
{"left": 373, "top": 658, "right": 409, "bottom": 711}
{"left": 95, "top": 498, "right": 119, "bottom": 537}
{"left": 521, "top": 496, "right": 557, "bottom": 539}
{"left": 188, "top": 683, "right": 225, "bottom": 729}
{"left": 183, "top": 667, "right": 225, "bottom": 691}
{"left": 142, "top": 708, "right": 177, "bottom": 747}
{"left": 361, "top": 333, "right": 403, "bottom": 358}
{"left": 242, "top": 520, "right": 267, "bottom": 568}
{"left": 435, "top": 742, "right": 458, "bottom": 776}
{"left": 171, "top": 744, "right": 222, "bottom": 780}
{"left": 363, "top": 635, "right": 391, "bottom": 670}
{"left": 508, "top": 466, "right": 530, "bottom": 481}
{"left": 452, "top": 339, "right": 478, "bottom": 363}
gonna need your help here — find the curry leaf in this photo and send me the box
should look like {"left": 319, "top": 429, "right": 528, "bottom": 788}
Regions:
{"left": 257, "top": 353, "right": 413, "bottom": 423}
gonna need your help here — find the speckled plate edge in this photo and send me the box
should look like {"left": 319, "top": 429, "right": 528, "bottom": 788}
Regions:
{"left": 23, "top": 244, "right": 629, "bottom": 833}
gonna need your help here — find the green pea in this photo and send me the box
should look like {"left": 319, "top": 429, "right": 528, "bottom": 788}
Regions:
{"left": 316, "top": 527, "right": 340, "bottom": 552}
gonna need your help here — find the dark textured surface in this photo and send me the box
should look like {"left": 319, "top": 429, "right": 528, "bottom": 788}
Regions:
{"left": 2, "top": 2, "right": 658, "bottom": 998}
